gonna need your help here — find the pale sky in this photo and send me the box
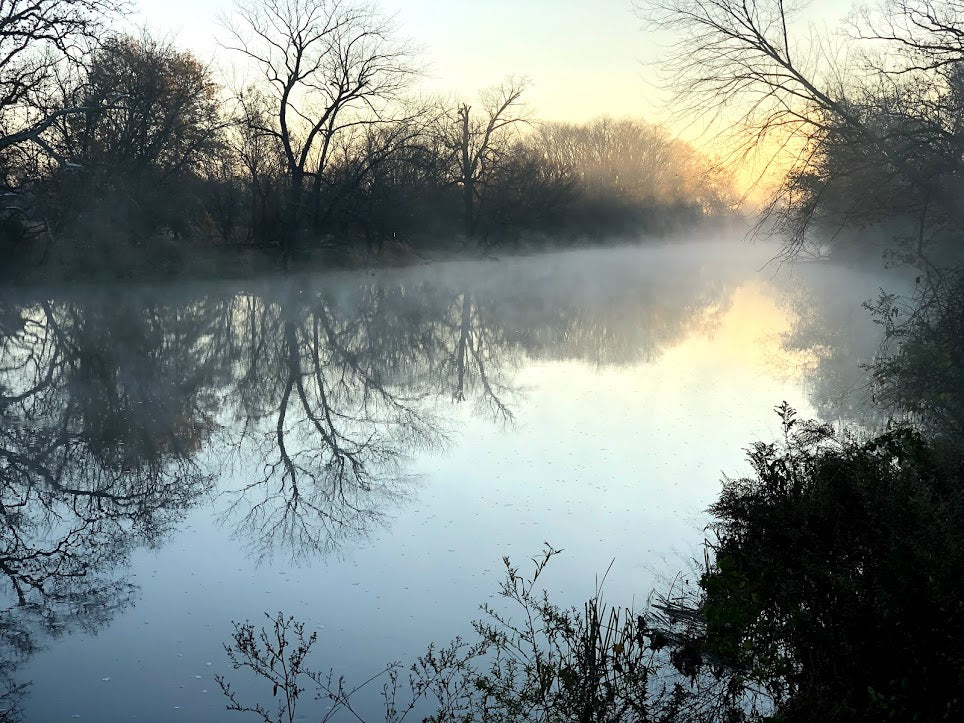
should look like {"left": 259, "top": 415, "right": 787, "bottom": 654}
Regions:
{"left": 131, "top": 0, "right": 669, "bottom": 124}
{"left": 129, "top": 0, "right": 851, "bottom": 176}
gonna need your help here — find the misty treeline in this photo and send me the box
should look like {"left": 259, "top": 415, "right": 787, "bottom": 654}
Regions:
{"left": 0, "top": 0, "right": 736, "bottom": 279}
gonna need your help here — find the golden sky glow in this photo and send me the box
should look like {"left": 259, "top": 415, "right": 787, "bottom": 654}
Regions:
{"left": 675, "top": 281, "right": 817, "bottom": 377}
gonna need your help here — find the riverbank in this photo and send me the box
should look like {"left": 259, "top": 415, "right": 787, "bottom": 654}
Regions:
{"left": 2, "top": 218, "right": 753, "bottom": 289}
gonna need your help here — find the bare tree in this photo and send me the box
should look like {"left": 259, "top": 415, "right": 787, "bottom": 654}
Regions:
{"left": 0, "top": 1, "right": 120, "bottom": 153}
{"left": 435, "top": 79, "right": 528, "bottom": 243}
{"left": 232, "top": 88, "right": 288, "bottom": 243}
{"left": 307, "top": 105, "right": 433, "bottom": 241}
{"left": 854, "top": 0, "right": 964, "bottom": 74}
{"left": 0, "top": 1, "right": 125, "bottom": 265}
{"left": 220, "top": 0, "right": 416, "bottom": 256}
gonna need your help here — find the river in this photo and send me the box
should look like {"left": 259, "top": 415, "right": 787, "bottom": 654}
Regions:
{"left": 0, "top": 238, "right": 902, "bottom": 721}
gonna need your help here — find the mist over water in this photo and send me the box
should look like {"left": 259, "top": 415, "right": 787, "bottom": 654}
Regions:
{"left": 1, "top": 237, "right": 902, "bottom": 721}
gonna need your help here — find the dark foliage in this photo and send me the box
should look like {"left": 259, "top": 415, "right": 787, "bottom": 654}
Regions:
{"left": 656, "top": 404, "right": 964, "bottom": 721}
{"left": 869, "top": 272, "right": 964, "bottom": 439}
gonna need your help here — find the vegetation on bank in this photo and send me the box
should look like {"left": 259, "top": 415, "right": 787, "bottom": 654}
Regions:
{"left": 656, "top": 405, "right": 964, "bottom": 721}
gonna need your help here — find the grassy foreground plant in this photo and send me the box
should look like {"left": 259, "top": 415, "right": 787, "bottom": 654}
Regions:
{"left": 217, "top": 545, "right": 740, "bottom": 721}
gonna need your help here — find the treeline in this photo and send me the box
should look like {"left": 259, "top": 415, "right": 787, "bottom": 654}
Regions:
{"left": 0, "top": 1, "right": 736, "bottom": 279}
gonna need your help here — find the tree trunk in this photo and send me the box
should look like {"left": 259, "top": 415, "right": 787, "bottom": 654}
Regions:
{"left": 459, "top": 105, "right": 474, "bottom": 241}
{"left": 311, "top": 170, "right": 323, "bottom": 236}
{"left": 284, "top": 168, "right": 305, "bottom": 262}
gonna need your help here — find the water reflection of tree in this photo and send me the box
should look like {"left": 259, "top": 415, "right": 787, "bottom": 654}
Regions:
{"left": 0, "top": 295, "right": 218, "bottom": 720}
{"left": 442, "top": 289, "right": 519, "bottom": 421}
{"left": 774, "top": 266, "right": 908, "bottom": 429}
{"left": 0, "top": 581, "right": 136, "bottom": 721}
{"left": 214, "top": 253, "right": 744, "bottom": 561}
{"left": 218, "top": 289, "right": 448, "bottom": 560}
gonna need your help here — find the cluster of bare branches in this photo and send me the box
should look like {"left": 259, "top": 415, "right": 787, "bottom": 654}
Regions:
{"left": 220, "top": 0, "right": 419, "bottom": 251}
{"left": 0, "top": 1, "right": 121, "bottom": 132}
{"left": 640, "top": 0, "right": 964, "bottom": 264}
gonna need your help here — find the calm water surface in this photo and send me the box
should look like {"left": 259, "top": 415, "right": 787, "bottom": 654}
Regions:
{"left": 0, "top": 240, "right": 898, "bottom": 721}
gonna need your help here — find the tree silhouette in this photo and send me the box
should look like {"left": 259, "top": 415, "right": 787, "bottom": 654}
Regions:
{"left": 221, "top": 0, "right": 416, "bottom": 255}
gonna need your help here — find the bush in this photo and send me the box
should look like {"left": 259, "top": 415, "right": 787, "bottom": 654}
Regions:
{"left": 656, "top": 404, "right": 964, "bottom": 721}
